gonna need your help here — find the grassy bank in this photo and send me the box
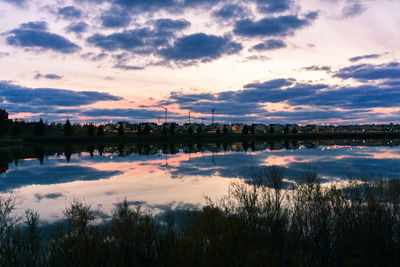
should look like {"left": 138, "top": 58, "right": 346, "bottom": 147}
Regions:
{"left": 1, "top": 171, "right": 400, "bottom": 266}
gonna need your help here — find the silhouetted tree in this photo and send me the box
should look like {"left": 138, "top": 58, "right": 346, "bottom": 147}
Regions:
{"left": 97, "top": 125, "right": 104, "bottom": 136}
{"left": 11, "top": 122, "right": 21, "bottom": 137}
{"left": 87, "top": 145, "right": 95, "bottom": 158}
{"left": 137, "top": 124, "right": 142, "bottom": 136}
{"left": 284, "top": 125, "right": 289, "bottom": 134}
{"left": 34, "top": 119, "right": 46, "bottom": 137}
{"left": 223, "top": 126, "right": 228, "bottom": 135}
{"left": 64, "top": 119, "right": 73, "bottom": 136}
{"left": 169, "top": 124, "right": 175, "bottom": 136}
{"left": 269, "top": 126, "right": 274, "bottom": 134}
{"left": 215, "top": 128, "right": 221, "bottom": 135}
{"left": 250, "top": 124, "right": 255, "bottom": 134}
{"left": 118, "top": 124, "right": 124, "bottom": 136}
{"left": 143, "top": 124, "right": 151, "bottom": 136}
{"left": 0, "top": 120, "right": 4, "bottom": 136}
{"left": 34, "top": 147, "right": 45, "bottom": 164}
{"left": 161, "top": 125, "right": 168, "bottom": 135}
{"left": 188, "top": 126, "right": 193, "bottom": 136}
{"left": 242, "top": 125, "right": 249, "bottom": 135}
{"left": 292, "top": 127, "right": 298, "bottom": 134}
{"left": 87, "top": 124, "right": 95, "bottom": 136}
{"left": 197, "top": 126, "right": 203, "bottom": 135}
{"left": 64, "top": 145, "right": 73, "bottom": 162}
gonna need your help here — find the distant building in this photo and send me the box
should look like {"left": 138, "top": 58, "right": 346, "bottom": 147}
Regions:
{"left": 252, "top": 124, "right": 268, "bottom": 134}
{"left": 269, "top": 124, "right": 285, "bottom": 133}
{"left": 139, "top": 123, "right": 159, "bottom": 133}
{"left": 232, "top": 124, "right": 244, "bottom": 134}
{"left": 0, "top": 109, "right": 10, "bottom": 122}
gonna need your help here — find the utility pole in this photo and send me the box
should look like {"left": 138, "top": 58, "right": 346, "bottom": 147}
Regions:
{"left": 211, "top": 108, "right": 216, "bottom": 125}
{"left": 188, "top": 110, "right": 191, "bottom": 124}
{"left": 157, "top": 117, "right": 162, "bottom": 124}
{"left": 161, "top": 106, "right": 168, "bottom": 123}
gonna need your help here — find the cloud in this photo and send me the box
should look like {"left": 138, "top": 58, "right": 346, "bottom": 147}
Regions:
{"left": 34, "top": 73, "right": 63, "bottom": 80}
{"left": 342, "top": 3, "right": 367, "bottom": 18}
{"left": 114, "top": 63, "right": 144, "bottom": 70}
{"left": 255, "top": 0, "right": 293, "bottom": 13}
{"left": 349, "top": 53, "right": 382, "bottom": 62}
{"left": 6, "top": 21, "right": 80, "bottom": 54}
{"left": 80, "top": 108, "right": 165, "bottom": 119}
{"left": 159, "top": 33, "right": 242, "bottom": 63}
{"left": 0, "top": 52, "right": 10, "bottom": 58}
{"left": 66, "top": 21, "right": 89, "bottom": 34}
{"left": 81, "top": 52, "right": 108, "bottom": 61}
{"left": 87, "top": 18, "right": 190, "bottom": 56}
{"left": 212, "top": 4, "right": 251, "bottom": 20}
{"left": 100, "top": 8, "right": 132, "bottom": 28}
{"left": 335, "top": 62, "right": 400, "bottom": 80}
{"left": 233, "top": 14, "right": 316, "bottom": 37}
{"left": 35, "top": 193, "right": 65, "bottom": 201}
{"left": 157, "top": 60, "right": 400, "bottom": 123}
{"left": 0, "top": 81, "right": 123, "bottom": 107}
{"left": 87, "top": 29, "right": 149, "bottom": 52}
{"left": 251, "top": 39, "right": 286, "bottom": 51}
{"left": 153, "top": 18, "right": 190, "bottom": 32}
{"left": 20, "top": 21, "right": 48, "bottom": 31}
{"left": 57, "top": 6, "right": 83, "bottom": 20}
{"left": 1, "top": 0, "right": 27, "bottom": 7}
{"left": 0, "top": 165, "right": 122, "bottom": 192}
{"left": 303, "top": 65, "right": 332, "bottom": 72}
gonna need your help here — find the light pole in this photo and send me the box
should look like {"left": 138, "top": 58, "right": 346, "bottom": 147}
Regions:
{"left": 161, "top": 106, "right": 168, "bottom": 123}
{"left": 188, "top": 110, "right": 191, "bottom": 124}
{"left": 211, "top": 108, "right": 216, "bottom": 125}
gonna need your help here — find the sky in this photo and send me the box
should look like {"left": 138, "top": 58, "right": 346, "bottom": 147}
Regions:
{"left": 0, "top": 0, "right": 399, "bottom": 125}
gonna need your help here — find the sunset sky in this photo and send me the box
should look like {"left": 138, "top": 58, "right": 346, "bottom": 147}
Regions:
{"left": 0, "top": 0, "right": 399, "bottom": 124}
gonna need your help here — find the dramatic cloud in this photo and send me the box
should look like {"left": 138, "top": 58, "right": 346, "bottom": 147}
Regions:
{"left": 100, "top": 8, "right": 132, "bottom": 28}
{"left": 233, "top": 14, "right": 317, "bottom": 37}
{"left": 342, "top": 3, "right": 367, "bottom": 18}
{"left": 153, "top": 18, "right": 190, "bottom": 32}
{"left": 160, "top": 33, "right": 242, "bottom": 62}
{"left": 57, "top": 6, "right": 83, "bottom": 20}
{"left": 6, "top": 21, "right": 80, "bottom": 53}
{"left": 34, "top": 73, "right": 63, "bottom": 80}
{"left": 335, "top": 62, "right": 400, "bottom": 80}
{"left": 87, "top": 18, "right": 190, "bottom": 58}
{"left": 1, "top": 0, "right": 27, "bottom": 7}
{"left": 0, "top": 165, "right": 122, "bottom": 192}
{"left": 349, "top": 53, "right": 382, "bottom": 62}
{"left": 255, "top": 0, "right": 293, "bottom": 13}
{"left": 20, "top": 21, "right": 48, "bottom": 31}
{"left": 158, "top": 60, "right": 400, "bottom": 123}
{"left": 66, "top": 21, "right": 89, "bottom": 35}
{"left": 251, "top": 39, "right": 286, "bottom": 51}
{"left": 81, "top": 108, "right": 165, "bottom": 119}
{"left": 0, "top": 81, "right": 122, "bottom": 107}
{"left": 81, "top": 52, "right": 108, "bottom": 61}
{"left": 212, "top": 4, "right": 250, "bottom": 20}
{"left": 303, "top": 65, "right": 332, "bottom": 72}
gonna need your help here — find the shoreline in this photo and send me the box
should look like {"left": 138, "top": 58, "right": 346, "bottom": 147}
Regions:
{"left": 1, "top": 131, "right": 400, "bottom": 146}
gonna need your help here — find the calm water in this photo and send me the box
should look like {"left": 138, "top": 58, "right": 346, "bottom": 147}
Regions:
{"left": 1, "top": 140, "right": 400, "bottom": 221}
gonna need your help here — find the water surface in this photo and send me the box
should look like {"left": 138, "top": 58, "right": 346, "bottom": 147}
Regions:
{"left": 1, "top": 140, "right": 400, "bottom": 221}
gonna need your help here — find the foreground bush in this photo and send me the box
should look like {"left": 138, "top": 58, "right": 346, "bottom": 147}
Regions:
{"left": 1, "top": 173, "right": 400, "bottom": 266}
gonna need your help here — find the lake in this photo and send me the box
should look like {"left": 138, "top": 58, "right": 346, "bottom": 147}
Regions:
{"left": 1, "top": 139, "right": 400, "bottom": 221}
